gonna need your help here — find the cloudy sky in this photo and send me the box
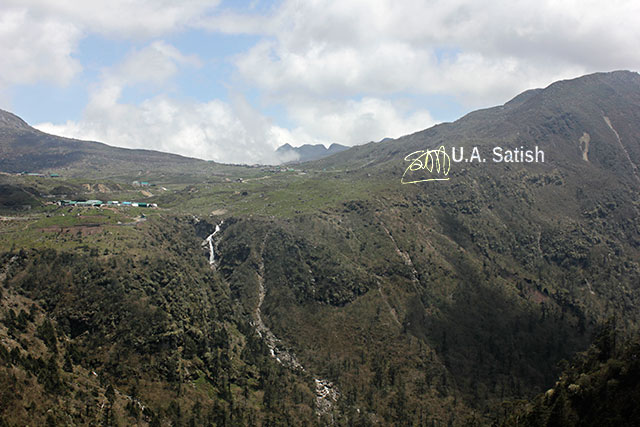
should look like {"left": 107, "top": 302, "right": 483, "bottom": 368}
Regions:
{"left": 1, "top": 0, "right": 639, "bottom": 164}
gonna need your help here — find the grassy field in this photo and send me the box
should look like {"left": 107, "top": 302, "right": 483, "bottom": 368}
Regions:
{"left": 1, "top": 135, "right": 640, "bottom": 425}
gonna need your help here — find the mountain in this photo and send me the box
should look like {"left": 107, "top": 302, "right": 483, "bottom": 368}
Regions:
{"left": 0, "top": 109, "right": 212, "bottom": 177}
{"left": 1, "top": 71, "right": 640, "bottom": 426}
{"left": 314, "top": 70, "right": 640, "bottom": 180}
{"left": 275, "top": 142, "right": 349, "bottom": 163}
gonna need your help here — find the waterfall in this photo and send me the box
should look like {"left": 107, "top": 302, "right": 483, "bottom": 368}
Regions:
{"left": 203, "top": 220, "right": 223, "bottom": 266}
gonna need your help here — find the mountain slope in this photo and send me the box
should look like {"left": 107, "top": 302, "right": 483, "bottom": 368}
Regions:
{"left": 210, "top": 70, "right": 640, "bottom": 423}
{"left": 314, "top": 70, "right": 640, "bottom": 185}
{"left": 0, "top": 109, "right": 211, "bottom": 176}
{"left": 2, "top": 70, "right": 640, "bottom": 425}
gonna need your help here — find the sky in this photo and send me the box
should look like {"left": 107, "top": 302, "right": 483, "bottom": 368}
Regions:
{"left": 1, "top": 0, "right": 639, "bottom": 164}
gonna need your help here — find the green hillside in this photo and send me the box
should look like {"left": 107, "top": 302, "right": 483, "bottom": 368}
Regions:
{"left": 1, "top": 71, "right": 640, "bottom": 425}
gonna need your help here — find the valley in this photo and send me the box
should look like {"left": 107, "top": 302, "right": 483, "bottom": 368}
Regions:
{"left": 1, "top": 71, "right": 640, "bottom": 425}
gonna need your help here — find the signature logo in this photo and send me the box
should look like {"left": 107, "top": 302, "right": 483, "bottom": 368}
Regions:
{"left": 401, "top": 146, "right": 451, "bottom": 184}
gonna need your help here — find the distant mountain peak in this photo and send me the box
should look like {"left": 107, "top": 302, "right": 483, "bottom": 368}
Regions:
{"left": 276, "top": 143, "right": 294, "bottom": 151}
{"left": 275, "top": 142, "right": 349, "bottom": 163}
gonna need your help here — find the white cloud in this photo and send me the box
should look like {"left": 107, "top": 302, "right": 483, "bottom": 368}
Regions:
{"left": 223, "top": 0, "right": 640, "bottom": 107}
{"left": 0, "top": 8, "right": 82, "bottom": 88}
{"left": 282, "top": 97, "right": 435, "bottom": 146}
{"left": 34, "top": 41, "right": 287, "bottom": 164}
{"left": 116, "top": 41, "right": 202, "bottom": 85}
{"left": 5, "top": 0, "right": 221, "bottom": 38}
{"left": 35, "top": 94, "right": 288, "bottom": 165}
{"left": 35, "top": 82, "right": 433, "bottom": 164}
{"left": 29, "top": 34, "right": 435, "bottom": 164}
{"left": 0, "top": 1, "right": 218, "bottom": 89}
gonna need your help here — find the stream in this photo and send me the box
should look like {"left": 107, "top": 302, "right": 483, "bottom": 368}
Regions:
{"left": 254, "top": 234, "right": 339, "bottom": 417}
{"left": 202, "top": 220, "right": 223, "bottom": 266}
{"left": 201, "top": 223, "right": 338, "bottom": 417}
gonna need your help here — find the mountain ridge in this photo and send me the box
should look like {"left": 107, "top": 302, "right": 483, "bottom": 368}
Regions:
{"left": 0, "top": 108, "right": 211, "bottom": 176}
{"left": 2, "top": 70, "right": 640, "bottom": 425}
{"left": 310, "top": 70, "right": 640, "bottom": 184}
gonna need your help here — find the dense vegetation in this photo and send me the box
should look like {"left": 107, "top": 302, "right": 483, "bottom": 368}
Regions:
{"left": 502, "top": 322, "right": 640, "bottom": 426}
{"left": 0, "top": 219, "right": 320, "bottom": 425}
{"left": 2, "top": 71, "right": 640, "bottom": 425}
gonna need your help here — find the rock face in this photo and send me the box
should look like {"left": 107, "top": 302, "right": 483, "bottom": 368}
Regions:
{"left": 315, "top": 379, "right": 339, "bottom": 416}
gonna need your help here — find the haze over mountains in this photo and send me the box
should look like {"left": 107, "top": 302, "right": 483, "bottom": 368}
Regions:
{"left": 1, "top": 71, "right": 640, "bottom": 425}
{"left": 0, "top": 108, "right": 353, "bottom": 173}
{"left": 275, "top": 143, "right": 349, "bottom": 163}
